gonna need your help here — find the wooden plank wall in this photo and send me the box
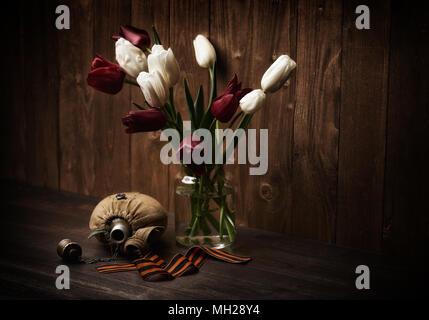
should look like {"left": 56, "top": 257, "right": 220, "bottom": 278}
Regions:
{"left": 1, "top": 0, "right": 427, "bottom": 257}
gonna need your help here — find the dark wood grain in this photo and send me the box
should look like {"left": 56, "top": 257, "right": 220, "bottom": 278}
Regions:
{"left": 130, "top": 0, "right": 170, "bottom": 209}
{"left": 58, "top": 0, "right": 132, "bottom": 197}
{"left": 383, "top": 2, "right": 429, "bottom": 257}
{"left": 336, "top": 0, "right": 390, "bottom": 251}
{"left": 292, "top": 0, "right": 342, "bottom": 243}
{"left": 0, "top": 182, "right": 425, "bottom": 299}
{"left": 23, "top": 0, "right": 60, "bottom": 189}
{"left": 211, "top": 0, "right": 297, "bottom": 233}
{"left": 91, "top": 0, "right": 132, "bottom": 196}
{"left": 58, "top": 0, "right": 96, "bottom": 195}
{"left": 169, "top": 0, "right": 210, "bottom": 218}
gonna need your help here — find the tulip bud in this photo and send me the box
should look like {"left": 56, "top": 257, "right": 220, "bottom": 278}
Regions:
{"left": 136, "top": 71, "right": 169, "bottom": 108}
{"left": 193, "top": 35, "right": 216, "bottom": 68}
{"left": 211, "top": 74, "right": 252, "bottom": 122}
{"left": 261, "top": 55, "right": 296, "bottom": 93}
{"left": 211, "top": 94, "right": 239, "bottom": 123}
{"left": 147, "top": 44, "right": 180, "bottom": 88}
{"left": 115, "top": 38, "right": 148, "bottom": 78}
{"left": 87, "top": 54, "right": 125, "bottom": 94}
{"left": 112, "top": 25, "right": 151, "bottom": 50}
{"left": 122, "top": 108, "right": 167, "bottom": 134}
{"left": 239, "top": 89, "right": 266, "bottom": 114}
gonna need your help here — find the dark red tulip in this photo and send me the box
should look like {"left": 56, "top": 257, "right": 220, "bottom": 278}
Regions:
{"left": 210, "top": 94, "right": 239, "bottom": 123}
{"left": 176, "top": 134, "right": 206, "bottom": 176}
{"left": 122, "top": 108, "right": 167, "bottom": 134}
{"left": 87, "top": 54, "right": 125, "bottom": 94}
{"left": 211, "top": 74, "right": 252, "bottom": 123}
{"left": 112, "top": 25, "right": 150, "bottom": 50}
{"left": 220, "top": 74, "right": 241, "bottom": 96}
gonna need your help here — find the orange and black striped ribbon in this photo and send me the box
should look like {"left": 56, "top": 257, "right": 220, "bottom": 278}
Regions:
{"left": 97, "top": 246, "right": 252, "bottom": 281}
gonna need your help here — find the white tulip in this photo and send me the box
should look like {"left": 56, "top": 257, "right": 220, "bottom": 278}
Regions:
{"left": 193, "top": 34, "right": 216, "bottom": 68}
{"left": 261, "top": 55, "right": 296, "bottom": 93}
{"left": 115, "top": 38, "right": 148, "bottom": 78}
{"left": 239, "top": 89, "right": 266, "bottom": 114}
{"left": 136, "top": 71, "right": 169, "bottom": 108}
{"left": 147, "top": 44, "right": 180, "bottom": 88}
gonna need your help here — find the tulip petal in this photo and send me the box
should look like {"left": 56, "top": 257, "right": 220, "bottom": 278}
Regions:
{"left": 261, "top": 55, "right": 296, "bottom": 93}
{"left": 91, "top": 54, "right": 118, "bottom": 70}
{"left": 193, "top": 34, "right": 216, "bottom": 68}
{"left": 211, "top": 74, "right": 251, "bottom": 122}
{"left": 87, "top": 64, "right": 125, "bottom": 95}
{"left": 117, "top": 25, "right": 151, "bottom": 49}
{"left": 115, "top": 38, "right": 148, "bottom": 78}
{"left": 239, "top": 89, "right": 266, "bottom": 114}
{"left": 236, "top": 87, "right": 252, "bottom": 101}
{"left": 121, "top": 108, "right": 167, "bottom": 133}
{"left": 137, "top": 71, "right": 169, "bottom": 108}
{"left": 221, "top": 74, "right": 240, "bottom": 96}
{"left": 211, "top": 94, "right": 239, "bottom": 123}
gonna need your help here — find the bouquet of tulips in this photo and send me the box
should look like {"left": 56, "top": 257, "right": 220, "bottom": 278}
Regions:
{"left": 87, "top": 25, "right": 296, "bottom": 247}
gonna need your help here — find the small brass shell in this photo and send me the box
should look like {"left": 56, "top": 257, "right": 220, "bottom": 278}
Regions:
{"left": 57, "top": 239, "right": 82, "bottom": 262}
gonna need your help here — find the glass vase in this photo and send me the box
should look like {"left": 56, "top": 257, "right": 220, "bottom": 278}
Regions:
{"left": 174, "top": 174, "right": 235, "bottom": 249}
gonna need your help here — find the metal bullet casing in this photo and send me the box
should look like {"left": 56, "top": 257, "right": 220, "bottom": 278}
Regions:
{"left": 57, "top": 239, "right": 82, "bottom": 262}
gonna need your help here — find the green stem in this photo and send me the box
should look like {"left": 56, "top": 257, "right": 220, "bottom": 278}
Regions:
{"left": 167, "top": 87, "right": 177, "bottom": 121}
{"left": 197, "top": 175, "right": 204, "bottom": 218}
{"left": 199, "top": 63, "right": 217, "bottom": 129}
{"left": 223, "top": 113, "right": 254, "bottom": 163}
{"left": 219, "top": 198, "right": 225, "bottom": 239}
{"left": 228, "top": 111, "right": 243, "bottom": 129}
{"left": 132, "top": 101, "right": 145, "bottom": 110}
{"left": 190, "top": 175, "right": 205, "bottom": 237}
{"left": 189, "top": 215, "right": 199, "bottom": 237}
{"left": 224, "top": 214, "right": 235, "bottom": 243}
{"left": 208, "top": 66, "right": 216, "bottom": 107}
{"left": 209, "top": 118, "right": 217, "bottom": 131}
{"left": 124, "top": 79, "right": 139, "bottom": 87}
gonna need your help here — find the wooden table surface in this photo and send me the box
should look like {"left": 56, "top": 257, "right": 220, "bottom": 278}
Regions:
{"left": 0, "top": 182, "right": 425, "bottom": 300}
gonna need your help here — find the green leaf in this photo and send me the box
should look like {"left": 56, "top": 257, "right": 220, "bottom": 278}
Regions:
{"left": 200, "top": 109, "right": 214, "bottom": 130}
{"left": 88, "top": 229, "right": 107, "bottom": 239}
{"left": 168, "top": 87, "right": 177, "bottom": 121}
{"left": 161, "top": 104, "right": 174, "bottom": 120}
{"left": 184, "top": 78, "right": 197, "bottom": 130}
{"left": 225, "top": 212, "right": 235, "bottom": 228}
{"left": 224, "top": 218, "right": 236, "bottom": 242}
{"left": 152, "top": 25, "right": 161, "bottom": 45}
{"left": 132, "top": 101, "right": 145, "bottom": 110}
{"left": 194, "top": 85, "right": 205, "bottom": 127}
